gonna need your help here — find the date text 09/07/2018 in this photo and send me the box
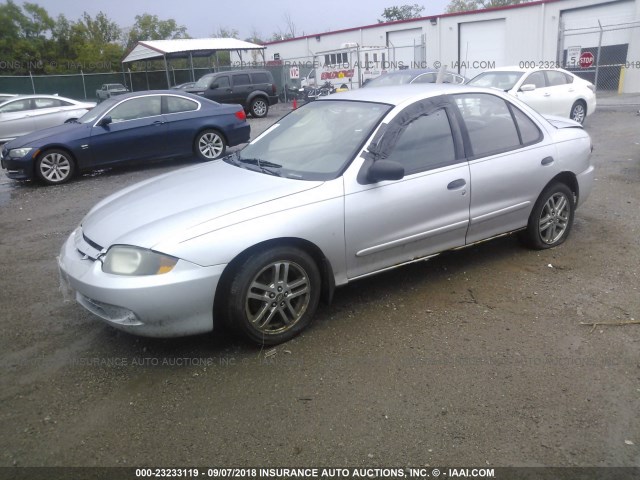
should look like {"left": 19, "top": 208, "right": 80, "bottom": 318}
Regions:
{"left": 134, "top": 467, "right": 496, "bottom": 478}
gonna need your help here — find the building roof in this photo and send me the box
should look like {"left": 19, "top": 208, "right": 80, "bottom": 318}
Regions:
{"left": 123, "top": 38, "right": 265, "bottom": 63}
{"left": 264, "top": 0, "right": 560, "bottom": 46}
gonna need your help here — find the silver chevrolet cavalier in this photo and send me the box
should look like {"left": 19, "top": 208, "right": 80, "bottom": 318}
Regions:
{"left": 59, "top": 85, "right": 594, "bottom": 345}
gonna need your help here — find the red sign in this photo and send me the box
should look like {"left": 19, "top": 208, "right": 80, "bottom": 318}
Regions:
{"left": 579, "top": 52, "right": 594, "bottom": 69}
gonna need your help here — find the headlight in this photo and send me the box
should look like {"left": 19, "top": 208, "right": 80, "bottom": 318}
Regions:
{"left": 101, "top": 245, "right": 178, "bottom": 276}
{"left": 9, "top": 147, "right": 33, "bottom": 157}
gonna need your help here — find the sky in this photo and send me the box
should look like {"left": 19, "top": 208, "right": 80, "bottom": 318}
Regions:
{"left": 33, "top": 0, "right": 452, "bottom": 41}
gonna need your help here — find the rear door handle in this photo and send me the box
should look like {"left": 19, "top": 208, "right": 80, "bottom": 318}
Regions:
{"left": 543, "top": 93, "right": 551, "bottom": 97}
{"left": 152, "top": 120, "right": 165, "bottom": 126}
{"left": 541, "top": 156, "right": 554, "bottom": 166}
{"left": 447, "top": 178, "right": 467, "bottom": 190}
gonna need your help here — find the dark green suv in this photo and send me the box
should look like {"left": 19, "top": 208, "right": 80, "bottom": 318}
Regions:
{"left": 189, "top": 70, "right": 278, "bottom": 118}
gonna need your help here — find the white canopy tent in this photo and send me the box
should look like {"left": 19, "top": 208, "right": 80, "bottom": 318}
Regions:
{"left": 122, "top": 38, "right": 266, "bottom": 87}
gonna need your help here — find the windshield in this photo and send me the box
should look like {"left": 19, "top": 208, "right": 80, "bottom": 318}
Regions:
{"left": 194, "top": 75, "right": 213, "bottom": 89}
{"left": 77, "top": 97, "right": 120, "bottom": 124}
{"left": 365, "top": 72, "right": 418, "bottom": 87}
{"left": 228, "top": 100, "right": 391, "bottom": 181}
{"left": 467, "top": 71, "right": 524, "bottom": 91}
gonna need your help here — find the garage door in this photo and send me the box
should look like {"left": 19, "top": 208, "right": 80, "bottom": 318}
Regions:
{"left": 459, "top": 19, "right": 506, "bottom": 78}
{"left": 387, "top": 28, "right": 423, "bottom": 69}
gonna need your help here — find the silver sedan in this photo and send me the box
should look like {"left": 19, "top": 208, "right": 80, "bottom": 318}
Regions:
{"left": 59, "top": 84, "right": 594, "bottom": 345}
{"left": 0, "top": 94, "right": 96, "bottom": 143}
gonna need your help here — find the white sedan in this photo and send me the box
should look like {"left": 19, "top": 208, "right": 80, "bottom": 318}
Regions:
{"left": 0, "top": 94, "right": 96, "bottom": 144}
{"left": 467, "top": 67, "right": 596, "bottom": 124}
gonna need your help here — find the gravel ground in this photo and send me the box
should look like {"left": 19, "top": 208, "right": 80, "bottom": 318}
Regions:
{"left": 0, "top": 100, "right": 639, "bottom": 470}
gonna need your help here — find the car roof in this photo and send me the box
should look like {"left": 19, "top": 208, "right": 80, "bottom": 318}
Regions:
{"left": 382, "top": 68, "right": 439, "bottom": 75}
{"left": 320, "top": 83, "right": 472, "bottom": 106}
{"left": 477, "top": 66, "right": 573, "bottom": 74}
{"left": 106, "top": 90, "right": 205, "bottom": 101}
{"left": 0, "top": 94, "right": 80, "bottom": 102}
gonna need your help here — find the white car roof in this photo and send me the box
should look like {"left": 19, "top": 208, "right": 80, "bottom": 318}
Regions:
{"left": 319, "top": 83, "right": 471, "bottom": 107}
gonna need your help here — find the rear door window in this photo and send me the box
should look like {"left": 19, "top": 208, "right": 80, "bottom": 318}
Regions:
{"left": 453, "top": 93, "right": 521, "bottom": 158}
{"left": 252, "top": 72, "right": 269, "bottom": 83}
{"left": 232, "top": 74, "right": 251, "bottom": 86}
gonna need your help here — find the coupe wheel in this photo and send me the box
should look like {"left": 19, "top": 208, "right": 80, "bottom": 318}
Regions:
{"left": 35, "top": 149, "right": 75, "bottom": 185}
{"left": 195, "top": 129, "right": 226, "bottom": 160}
{"left": 227, "top": 247, "right": 321, "bottom": 345}
{"left": 249, "top": 97, "right": 268, "bottom": 118}
{"left": 570, "top": 101, "right": 586, "bottom": 124}
{"left": 522, "top": 183, "right": 575, "bottom": 250}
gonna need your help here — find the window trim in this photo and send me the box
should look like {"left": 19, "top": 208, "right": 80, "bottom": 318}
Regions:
{"left": 161, "top": 94, "right": 201, "bottom": 116}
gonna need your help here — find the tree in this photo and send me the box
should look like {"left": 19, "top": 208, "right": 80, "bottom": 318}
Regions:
{"left": 446, "top": 0, "right": 535, "bottom": 13}
{"left": 0, "top": 0, "right": 55, "bottom": 73}
{"left": 126, "top": 14, "right": 188, "bottom": 51}
{"left": 211, "top": 27, "right": 240, "bottom": 66}
{"left": 378, "top": 4, "right": 425, "bottom": 23}
{"left": 270, "top": 13, "right": 300, "bottom": 42}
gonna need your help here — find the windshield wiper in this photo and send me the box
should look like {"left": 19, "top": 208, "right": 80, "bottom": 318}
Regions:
{"left": 235, "top": 156, "right": 283, "bottom": 177}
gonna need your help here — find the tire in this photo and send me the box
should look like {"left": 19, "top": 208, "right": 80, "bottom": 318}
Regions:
{"left": 570, "top": 100, "right": 586, "bottom": 124}
{"left": 249, "top": 97, "right": 269, "bottom": 118}
{"left": 194, "top": 129, "right": 226, "bottom": 160}
{"left": 35, "top": 149, "right": 75, "bottom": 185}
{"left": 227, "top": 247, "right": 321, "bottom": 345}
{"left": 521, "top": 183, "right": 575, "bottom": 250}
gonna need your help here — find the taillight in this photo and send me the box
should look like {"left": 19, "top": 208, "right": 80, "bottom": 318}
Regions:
{"left": 272, "top": 84, "right": 276, "bottom": 95}
{"left": 235, "top": 110, "right": 246, "bottom": 121}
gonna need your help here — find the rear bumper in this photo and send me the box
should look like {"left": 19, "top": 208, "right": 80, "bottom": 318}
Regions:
{"left": 268, "top": 95, "right": 279, "bottom": 106}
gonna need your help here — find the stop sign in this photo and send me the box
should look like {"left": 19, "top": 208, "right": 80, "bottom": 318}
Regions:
{"left": 580, "top": 52, "right": 594, "bottom": 69}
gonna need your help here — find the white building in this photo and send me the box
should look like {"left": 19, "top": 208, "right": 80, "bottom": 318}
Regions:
{"left": 262, "top": 0, "right": 640, "bottom": 93}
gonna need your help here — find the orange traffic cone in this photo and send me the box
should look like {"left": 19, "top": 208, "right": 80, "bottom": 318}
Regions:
{"left": 292, "top": 98, "right": 297, "bottom": 110}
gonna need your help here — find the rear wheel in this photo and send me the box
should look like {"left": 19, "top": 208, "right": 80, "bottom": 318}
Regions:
{"left": 194, "top": 129, "right": 226, "bottom": 160}
{"left": 521, "top": 183, "right": 575, "bottom": 249}
{"left": 570, "top": 100, "right": 586, "bottom": 124}
{"left": 249, "top": 97, "right": 269, "bottom": 118}
{"left": 35, "top": 149, "right": 75, "bottom": 185}
{"left": 226, "top": 247, "right": 321, "bottom": 345}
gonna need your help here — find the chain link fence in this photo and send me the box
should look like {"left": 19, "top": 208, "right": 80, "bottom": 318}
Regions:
{"left": 0, "top": 65, "right": 290, "bottom": 101}
{"left": 560, "top": 19, "right": 640, "bottom": 92}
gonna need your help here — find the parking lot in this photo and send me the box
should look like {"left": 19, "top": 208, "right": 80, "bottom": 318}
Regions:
{"left": 0, "top": 100, "right": 639, "bottom": 468}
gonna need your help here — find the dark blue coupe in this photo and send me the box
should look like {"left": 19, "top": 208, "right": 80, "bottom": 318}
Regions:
{"left": 0, "top": 90, "right": 250, "bottom": 185}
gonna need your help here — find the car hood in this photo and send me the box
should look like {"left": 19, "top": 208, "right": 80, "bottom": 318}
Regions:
{"left": 5, "top": 123, "right": 90, "bottom": 148}
{"left": 81, "top": 160, "right": 323, "bottom": 252}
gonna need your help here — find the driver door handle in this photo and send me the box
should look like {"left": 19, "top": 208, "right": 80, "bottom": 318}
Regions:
{"left": 447, "top": 179, "right": 467, "bottom": 190}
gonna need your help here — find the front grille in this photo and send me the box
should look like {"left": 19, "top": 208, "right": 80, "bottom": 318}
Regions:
{"left": 83, "top": 233, "right": 103, "bottom": 251}
{"left": 74, "top": 228, "right": 103, "bottom": 260}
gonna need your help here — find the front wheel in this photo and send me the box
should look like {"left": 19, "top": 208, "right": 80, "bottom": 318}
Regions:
{"left": 249, "top": 97, "right": 269, "bottom": 118}
{"left": 227, "top": 247, "right": 321, "bottom": 345}
{"left": 570, "top": 101, "right": 586, "bottom": 124}
{"left": 194, "top": 129, "right": 226, "bottom": 160}
{"left": 35, "top": 149, "right": 75, "bottom": 185}
{"left": 521, "top": 183, "right": 575, "bottom": 250}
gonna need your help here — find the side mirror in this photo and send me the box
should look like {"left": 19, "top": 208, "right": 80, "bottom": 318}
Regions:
{"left": 366, "top": 160, "right": 405, "bottom": 183}
{"left": 520, "top": 84, "right": 536, "bottom": 92}
{"left": 209, "top": 83, "right": 219, "bottom": 90}
{"left": 98, "top": 116, "right": 112, "bottom": 127}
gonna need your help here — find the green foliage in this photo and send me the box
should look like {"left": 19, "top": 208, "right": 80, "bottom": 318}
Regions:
{"left": 126, "top": 14, "right": 189, "bottom": 51}
{"left": 446, "top": 0, "right": 534, "bottom": 13}
{"left": 0, "top": 3, "right": 193, "bottom": 75}
{"left": 378, "top": 4, "right": 425, "bottom": 23}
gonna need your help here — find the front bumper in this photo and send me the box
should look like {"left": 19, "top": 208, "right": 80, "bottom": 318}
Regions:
{"left": 58, "top": 228, "right": 226, "bottom": 337}
{"left": 1, "top": 146, "right": 36, "bottom": 180}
